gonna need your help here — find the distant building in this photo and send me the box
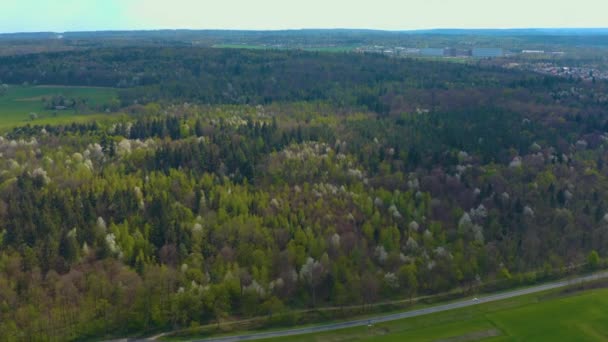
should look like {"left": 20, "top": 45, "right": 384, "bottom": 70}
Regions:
{"left": 522, "top": 50, "right": 545, "bottom": 54}
{"left": 420, "top": 48, "right": 445, "bottom": 57}
{"left": 444, "top": 48, "right": 472, "bottom": 57}
{"left": 472, "top": 48, "right": 504, "bottom": 58}
{"left": 403, "top": 48, "right": 420, "bottom": 54}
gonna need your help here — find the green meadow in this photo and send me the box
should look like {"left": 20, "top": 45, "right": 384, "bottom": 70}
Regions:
{"left": 212, "top": 44, "right": 271, "bottom": 49}
{"left": 212, "top": 44, "right": 358, "bottom": 52}
{"left": 0, "top": 85, "right": 118, "bottom": 128}
{"left": 259, "top": 287, "right": 608, "bottom": 342}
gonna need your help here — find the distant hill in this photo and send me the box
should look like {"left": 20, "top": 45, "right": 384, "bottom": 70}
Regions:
{"left": 3, "top": 28, "right": 608, "bottom": 41}
{"left": 2, "top": 28, "right": 608, "bottom": 55}
{"left": 408, "top": 28, "right": 608, "bottom": 35}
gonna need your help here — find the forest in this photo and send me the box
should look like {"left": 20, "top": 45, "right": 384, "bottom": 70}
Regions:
{"left": 1, "top": 47, "right": 608, "bottom": 340}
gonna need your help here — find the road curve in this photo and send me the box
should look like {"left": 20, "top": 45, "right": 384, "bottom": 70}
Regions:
{"left": 176, "top": 271, "right": 608, "bottom": 342}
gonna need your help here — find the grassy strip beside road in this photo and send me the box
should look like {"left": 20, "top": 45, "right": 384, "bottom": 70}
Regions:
{"left": 159, "top": 271, "right": 608, "bottom": 341}
{"left": 258, "top": 277, "right": 608, "bottom": 341}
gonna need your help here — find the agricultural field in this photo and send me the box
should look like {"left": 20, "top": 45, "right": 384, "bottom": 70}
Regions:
{"left": 211, "top": 44, "right": 358, "bottom": 52}
{"left": 212, "top": 44, "right": 272, "bottom": 49}
{"left": 261, "top": 286, "right": 608, "bottom": 341}
{"left": 0, "top": 85, "right": 118, "bottom": 128}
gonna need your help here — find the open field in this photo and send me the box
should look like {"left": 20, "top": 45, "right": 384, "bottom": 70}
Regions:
{"left": 257, "top": 286, "right": 608, "bottom": 342}
{"left": 212, "top": 44, "right": 271, "bottom": 50}
{"left": 211, "top": 44, "right": 358, "bottom": 52}
{"left": 0, "top": 85, "right": 118, "bottom": 128}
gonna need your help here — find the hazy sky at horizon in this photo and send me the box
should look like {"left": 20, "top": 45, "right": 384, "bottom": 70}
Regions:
{"left": 1, "top": 0, "right": 607, "bottom": 33}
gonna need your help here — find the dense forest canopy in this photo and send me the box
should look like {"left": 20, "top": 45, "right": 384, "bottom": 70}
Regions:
{"left": 1, "top": 46, "right": 608, "bottom": 340}
{"left": 0, "top": 47, "right": 520, "bottom": 103}
{"left": 2, "top": 47, "right": 607, "bottom": 112}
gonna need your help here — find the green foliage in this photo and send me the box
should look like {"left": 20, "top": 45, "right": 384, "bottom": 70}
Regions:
{"left": 587, "top": 250, "right": 601, "bottom": 270}
{"left": 1, "top": 46, "right": 608, "bottom": 341}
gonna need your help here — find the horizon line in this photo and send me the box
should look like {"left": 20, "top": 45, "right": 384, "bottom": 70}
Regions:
{"left": 2, "top": 27, "right": 608, "bottom": 35}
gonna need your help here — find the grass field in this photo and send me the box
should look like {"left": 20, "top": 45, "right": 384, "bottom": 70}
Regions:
{"left": 0, "top": 85, "right": 118, "bottom": 128}
{"left": 212, "top": 44, "right": 358, "bottom": 52}
{"left": 259, "top": 287, "right": 608, "bottom": 341}
{"left": 212, "top": 44, "right": 270, "bottom": 50}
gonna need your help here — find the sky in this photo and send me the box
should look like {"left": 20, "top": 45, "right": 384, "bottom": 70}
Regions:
{"left": 1, "top": 0, "right": 607, "bottom": 33}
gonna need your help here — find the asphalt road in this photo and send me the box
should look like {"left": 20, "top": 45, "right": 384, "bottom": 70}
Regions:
{"left": 185, "top": 271, "right": 608, "bottom": 342}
